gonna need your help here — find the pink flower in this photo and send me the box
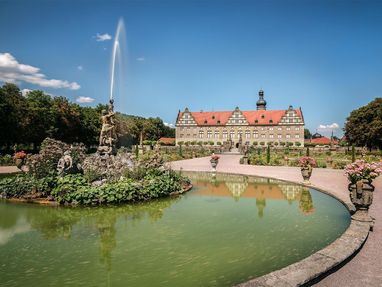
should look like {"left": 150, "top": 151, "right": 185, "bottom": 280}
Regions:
{"left": 298, "top": 156, "right": 317, "bottom": 167}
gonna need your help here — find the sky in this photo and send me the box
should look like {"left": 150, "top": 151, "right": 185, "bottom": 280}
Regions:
{"left": 1, "top": 0, "right": 382, "bottom": 136}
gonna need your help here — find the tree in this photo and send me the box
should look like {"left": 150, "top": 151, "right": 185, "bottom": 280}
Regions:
{"left": 304, "top": 128, "right": 312, "bottom": 139}
{"left": 345, "top": 98, "right": 382, "bottom": 149}
{"left": 24, "top": 90, "right": 55, "bottom": 150}
{"left": 0, "top": 83, "right": 26, "bottom": 150}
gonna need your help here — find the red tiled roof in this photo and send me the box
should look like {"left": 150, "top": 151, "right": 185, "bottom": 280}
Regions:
{"left": 158, "top": 137, "right": 175, "bottom": 143}
{"left": 178, "top": 108, "right": 303, "bottom": 126}
{"left": 242, "top": 110, "right": 287, "bottom": 125}
{"left": 306, "top": 137, "right": 338, "bottom": 145}
{"left": 186, "top": 111, "right": 232, "bottom": 126}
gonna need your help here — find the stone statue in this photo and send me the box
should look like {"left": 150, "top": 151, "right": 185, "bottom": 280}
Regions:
{"left": 98, "top": 99, "right": 117, "bottom": 155}
{"left": 57, "top": 150, "right": 73, "bottom": 176}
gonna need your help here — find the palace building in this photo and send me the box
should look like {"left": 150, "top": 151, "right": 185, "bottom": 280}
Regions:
{"left": 175, "top": 90, "right": 305, "bottom": 147}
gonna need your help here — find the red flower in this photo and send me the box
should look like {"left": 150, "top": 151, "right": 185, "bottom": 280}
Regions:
{"left": 14, "top": 151, "right": 27, "bottom": 159}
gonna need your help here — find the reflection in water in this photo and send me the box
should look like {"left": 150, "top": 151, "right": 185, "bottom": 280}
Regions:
{"left": 0, "top": 197, "right": 179, "bottom": 271}
{"left": 0, "top": 173, "right": 347, "bottom": 287}
{"left": 184, "top": 171, "right": 315, "bottom": 218}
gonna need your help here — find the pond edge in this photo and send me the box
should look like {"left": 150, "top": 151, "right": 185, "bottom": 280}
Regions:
{"left": 180, "top": 170, "right": 370, "bottom": 287}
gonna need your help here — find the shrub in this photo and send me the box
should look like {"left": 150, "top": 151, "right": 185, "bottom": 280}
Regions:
{"left": 177, "top": 141, "right": 184, "bottom": 146}
{"left": 185, "top": 141, "right": 190, "bottom": 146}
{"left": 295, "top": 142, "right": 301, "bottom": 147}
{"left": 52, "top": 171, "right": 189, "bottom": 205}
{"left": 260, "top": 142, "right": 265, "bottom": 146}
{"left": 274, "top": 142, "right": 279, "bottom": 146}
{"left": 209, "top": 141, "right": 214, "bottom": 146}
{"left": 253, "top": 141, "right": 258, "bottom": 146}
{"left": 217, "top": 141, "right": 222, "bottom": 146}
{"left": 0, "top": 154, "right": 13, "bottom": 166}
{"left": 280, "top": 142, "right": 286, "bottom": 146}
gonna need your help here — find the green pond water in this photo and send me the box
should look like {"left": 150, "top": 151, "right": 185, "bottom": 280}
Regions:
{"left": 0, "top": 172, "right": 350, "bottom": 287}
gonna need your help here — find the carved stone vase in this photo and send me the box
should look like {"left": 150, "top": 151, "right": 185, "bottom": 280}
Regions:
{"left": 15, "top": 158, "right": 24, "bottom": 169}
{"left": 301, "top": 165, "right": 312, "bottom": 184}
{"left": 210, "top": 159, "right": 218, "bottom": 172}
{"left": 348, "top": 179, "right": 374, "bottom": 222}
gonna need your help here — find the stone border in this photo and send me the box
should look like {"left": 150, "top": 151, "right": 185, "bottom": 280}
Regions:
{"left": 180, "top": 170, "right": 370, "bottom": 287}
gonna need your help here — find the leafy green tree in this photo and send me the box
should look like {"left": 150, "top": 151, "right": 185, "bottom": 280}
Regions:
{"left": 304, "top": 128, "right": 312, "bottom": 139}
{"left": 24, "top": 90, "right": 55, "bottom": 150}
{"left": 0, "top": 83, "right": 26, "bottom": 150}
{"left": 345, "top": 98, "right": 382, "bottom": 149}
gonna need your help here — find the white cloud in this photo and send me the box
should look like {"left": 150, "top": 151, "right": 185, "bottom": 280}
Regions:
{"left": 164, "top": 122, "right": 174, "bottom": 128}
{"left": 0, "top": 53, "right": 80, "bottom": 90}
{"left": 95, "top": 33, "right": 112, "bottom": 41}
{"left": 317, "top": 123, "right": 340, "bottom": 131}
{"left": 76, "top": 96, "right": 95, "bottom": 103}
{"left": 21, "top": 88, "right": 32, "bottom": 97}
{"left": 77, "top": 65, "right": 83, "bottom": 71}
{"left": 136, "top": 57, "right": 145, "bottom": 61}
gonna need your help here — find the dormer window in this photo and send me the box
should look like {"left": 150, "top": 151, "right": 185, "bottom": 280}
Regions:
{"left": 204, "top": 120, "right": 207, "bottom": 124}
{"left": 255, "top": 119, "right": 258, "bottom": 123}
{"left": 217, "top": 120, "right": 221, "bottom": 124}
{"left": 212, "top": 115, "right": 215, "bottom": 119}
{"left": 269, "top": 119, "right": 273, "bottom": 123}
{"left": 261, "top": 115, "right": 265, "bottom": 119}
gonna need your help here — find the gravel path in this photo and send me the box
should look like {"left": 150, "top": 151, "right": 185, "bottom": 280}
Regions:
{"left": 170, "top": 154, "right": 382, "bottom": 286}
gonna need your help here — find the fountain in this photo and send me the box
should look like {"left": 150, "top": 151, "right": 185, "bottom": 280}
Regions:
{"left": 97, "top": 18, "right": 126, "bottom": 156}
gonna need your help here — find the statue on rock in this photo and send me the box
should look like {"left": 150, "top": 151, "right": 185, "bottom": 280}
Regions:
{"left": 98, "top": 99, "right": 117, "bottom": 155}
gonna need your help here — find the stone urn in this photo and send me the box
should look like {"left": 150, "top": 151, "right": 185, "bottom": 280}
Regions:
{"left": 301, "top": 165, "right": 313, "bottom": 184}
{"left": 210, "top": 159, "right": 218, "bottom": 172}
{"left": 15, "top": 158, "right": 24, "bottom": 169}
{"left": 348, "top": 179, "right": 374, "bottom": 222}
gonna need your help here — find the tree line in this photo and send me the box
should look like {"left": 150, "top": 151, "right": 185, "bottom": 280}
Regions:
{"left": 345, "top": 98, "right": 382, "bottom": 150}
{"left": 0, "top": 83, "right": 174, "bottom": 152}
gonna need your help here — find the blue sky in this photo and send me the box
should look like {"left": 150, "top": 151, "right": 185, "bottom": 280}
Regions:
{"left": 1, "top": 0, "right": 382, "bottom": 136}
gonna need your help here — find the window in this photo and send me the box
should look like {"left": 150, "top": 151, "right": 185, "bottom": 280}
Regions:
{"left": 199, "top": 130, "right": 204, "bottom": 138}
{"left": 230, "top": 130, "right": 235, "bottom": 139}
{"left": 286, "top": 127, "right": 291, "bottom": 131}
{"left": 245, "top": 130, "right": 251, "bottom": 139}
{"left": 278, "top": 134, "right": 282, "bottom": 139}
{"left": 295, "top": 127, "right": 300, "bottom": 131}
{"left": 207, "top": 130, "right": 212, "bottom": 138}
{"left": 223, "top": 130, "right": 228, "bottom": 139}
{"left": 214, "top": 130, "right": 219, "bottom": 138}
{"left": 261, "top": 134, "right": 266, "bottom": 138}
{"left": 295, "top": 134, "right": 300, "bottom": 139}
{"left": 180, "top": 134, "right": 184, "bottom": 138}
{"left": 269, "top": 127, "right": 273, "bottom": 131}
{"left": 253, "top": 131, "right": 259, "bottom": 138}
{"left": 286, "top": 134, "right": 291, "bottom": 139}
{"left": 278, "top": 127, "right": 282, "bottom": 131}
{"left": 269, "top": 134, "right": 274, "bottom": 139}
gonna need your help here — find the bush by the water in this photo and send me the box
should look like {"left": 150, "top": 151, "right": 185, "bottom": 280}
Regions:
{"left": 0, "top": 169, "right": 190, "bottom": 205}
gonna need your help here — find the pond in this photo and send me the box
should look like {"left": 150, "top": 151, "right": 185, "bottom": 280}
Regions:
{"left": 0, "top": 172, "right": 350, "bottom": 287}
